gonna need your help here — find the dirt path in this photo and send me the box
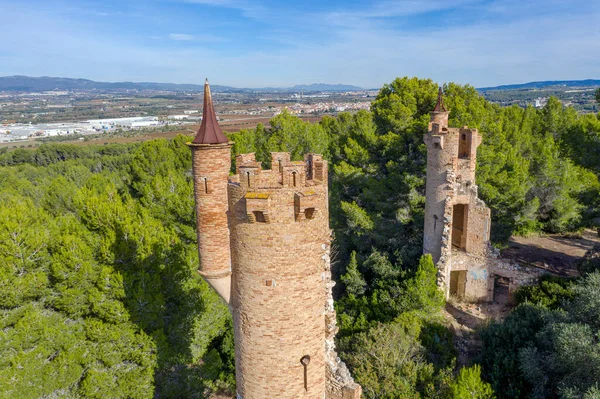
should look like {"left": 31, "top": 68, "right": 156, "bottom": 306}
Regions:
{"left": 501, "top": 229, "right": 600, "bottom": 277}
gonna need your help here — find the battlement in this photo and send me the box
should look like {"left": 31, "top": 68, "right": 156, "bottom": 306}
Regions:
{"left": 232, "top": 152, "right": 327, "bottom": 189}
{"left": 228, "top": 152, "right": 328, "bottom": 225}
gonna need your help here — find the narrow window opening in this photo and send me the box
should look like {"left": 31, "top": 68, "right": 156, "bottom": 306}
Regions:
{"left": 292, "top": 171, "right": 297, "bottom": 187}
{"left": 203, "top": 178, "right": 208, "bottom": 194}
{"left": 433, "top": 214, "right": 438, "bottom": 231}
{"left": 459, "top": 133, "right": 470, "bottom": 159}
{"left": 246, "top": 171, "right": 251, "bottom": 186}
{"left": 300, "top": 355, "right": 311, "bottom": 391}
{"left": 305, "top": 208, "right": 316, "bottom": 220}
{"left": 253, "top": 211, "right": 266, "bottom": 223}
{"left": 278, "top": 159, "right": 282, "bottom": 172}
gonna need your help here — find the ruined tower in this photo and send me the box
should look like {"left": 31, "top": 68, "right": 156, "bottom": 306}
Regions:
{"left": 423, "top": 87, "right": 548, "bottom": 302}
{"left": 189, "top": 80, "right": 361, "bottom": 399}
{"left": 423, "top": 88, "right": 492, "bottom": 299}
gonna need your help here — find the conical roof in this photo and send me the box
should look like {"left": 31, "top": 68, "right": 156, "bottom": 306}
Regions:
{"left": 433, "top": 87, "right": 448, "bottom": 112}
{"left": 192, "top": 79, "right": 229, "bottom": 144}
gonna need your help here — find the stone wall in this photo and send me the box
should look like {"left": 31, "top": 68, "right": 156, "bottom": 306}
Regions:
{"left": 452, "top": 250, "right": 547, "bottom": 302}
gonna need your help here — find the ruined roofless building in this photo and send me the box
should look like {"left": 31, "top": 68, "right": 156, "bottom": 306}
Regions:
{"left": 424, "top": 88, "right": 544, "bottom": 302}
{"left": 188, "top": 80, "right": 361, "bottom": 399}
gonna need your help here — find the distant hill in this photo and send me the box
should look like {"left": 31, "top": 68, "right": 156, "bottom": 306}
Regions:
{"left": 479, "top": 79, "right": 600, "bottom": 91}
{"left": 0, "top": 76, "right": 363, "bottom": 93}
{"left": 0, "top": 75, "right": 234, "bottom": 92}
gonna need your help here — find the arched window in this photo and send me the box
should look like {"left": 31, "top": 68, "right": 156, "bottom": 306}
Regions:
{"left": 292, "top": 171, "right": 297, "bottom": 187}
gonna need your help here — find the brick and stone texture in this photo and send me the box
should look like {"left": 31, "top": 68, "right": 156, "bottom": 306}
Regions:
{"left": 192, "top": 147, "right": 360, "bottom": 399}
{"left": 424, "top": 99, "right": 543, "bottom": 301}
{"left": 227, "top": 153, "right": 360, "bottom": 399}
{"left": 189, "top": 142, "right": 233, "bottom": 301}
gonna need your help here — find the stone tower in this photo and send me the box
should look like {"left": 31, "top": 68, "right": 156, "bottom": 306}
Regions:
{"left": 189, "top": 80, "right": 361, "bottom": 399}
{"left": 423, "top": 88, "right": 492, "bottom": 299}
{"left": 188, "top": 79, "right": 233, "bottom": 303}
{"left": 422, "top": 88, "right": 548, "bottom": 303}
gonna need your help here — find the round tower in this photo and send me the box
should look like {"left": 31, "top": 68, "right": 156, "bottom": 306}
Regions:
{"left": 227, "top": 153, "right": 330, "bottom": 399}
{"left": 187, "top": 79, "right": 233, "bottom": 302}
{"left": 423, "top": 87, "right": 451, "bottom": 263}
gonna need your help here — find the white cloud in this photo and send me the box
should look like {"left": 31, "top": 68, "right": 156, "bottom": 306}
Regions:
{"left": 169, "top": 33, "right": 195, "bottom": 41}
{"left": 167, "top": 33, "right": 225, "bottom": 42}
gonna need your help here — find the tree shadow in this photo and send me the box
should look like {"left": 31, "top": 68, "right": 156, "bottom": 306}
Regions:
{"left": 109, "top": 224, "right": 230, "bottom": 399}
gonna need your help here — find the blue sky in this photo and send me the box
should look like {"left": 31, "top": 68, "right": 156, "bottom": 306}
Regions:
{"left": 1, "top": 0, "right": 599, "bottom": 88}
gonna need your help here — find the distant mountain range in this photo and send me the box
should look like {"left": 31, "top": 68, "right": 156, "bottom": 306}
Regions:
{"left": 478, "top": 79, "right": 600, "bottom": 91}
{"left": 0, "top": 76, "right": 364, "bottom": 93}
{"left": 3, "top": 75, "right": 598, "bottom": 94}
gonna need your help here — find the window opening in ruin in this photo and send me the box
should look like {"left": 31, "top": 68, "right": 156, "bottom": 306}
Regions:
{"left": 292, "top": 171, "right": 297, "bottom": 187}
{"left": 305, "top": 208, "right": 316, "bottom": 220}
{"left": 253, "top": 211, "right": 266, "bottom": 223}
{"left": 452, "top": 204, "right": 468, "bottom": 250}
{"left": 203, "top": 178, "right": 208, "bottom": 194}
{"left": 246, "top": 171, "right": 251, "bottom": 187}
{"left": 493, "top": 276, "right": 510, "bottom": 304}
{"left": 484, "top": 218, "right": 489, "bottom": 242}
{"left": 433, "top": 214, "right": 438, "bottom": 231}
{"left": 300, "top": 355, "right": 311, "bottom": 391}
{"left": 278, "top": 159, "right": 282, "bottom": 172}
{"left": 450, "top": 270, "right": 466, "bottom": 298}
{"left": 458, "top": 133, "right": 470, "bottom": 159}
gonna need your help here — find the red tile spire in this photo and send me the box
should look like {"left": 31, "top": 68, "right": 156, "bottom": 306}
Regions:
{"left": 433, "top": 86, "right": 448, "bottom": 112}
{"left": 192, "top": 79, "right": 229, "bottom": 144}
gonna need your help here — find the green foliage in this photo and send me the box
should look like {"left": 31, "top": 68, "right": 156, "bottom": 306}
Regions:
{"left": 481, "top": 273, "right": 600, "bottom": 398}
{"left": 0, "top": 137, "right": 231, "bottom": 398}
{"left": 399, "top": 254, "right": 445, "bottom": 315}
{"left": 448, "top": 365, "right": 495, "bottom": 399}
{"left": 341, "top": 251, "right": 367, "bottom": 296}
{"left": 514, "top": 275, "right": 576, "bottom": 309}
{"left": 227, "top": 110, "right": 330, "bottom": 168}
{"left": 339, "top": 320, "right": 435, "bottom": 398}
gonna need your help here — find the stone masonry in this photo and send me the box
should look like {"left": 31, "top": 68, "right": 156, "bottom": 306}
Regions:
{"left": 189, "top": 80, "right": 361, "bottom": 399}
{"left": 423, "top": 88, "right": 545, "bottom": 302}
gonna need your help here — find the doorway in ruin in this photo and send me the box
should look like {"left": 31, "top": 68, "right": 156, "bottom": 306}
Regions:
{"left": 452, "top": 204, "right": 468, "bottom": 250}
{"left": 493, "top": 276, "right": 510, "bottom": 304}
{"left": 450, "top": 270, "right": 467, "bottom": 298}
